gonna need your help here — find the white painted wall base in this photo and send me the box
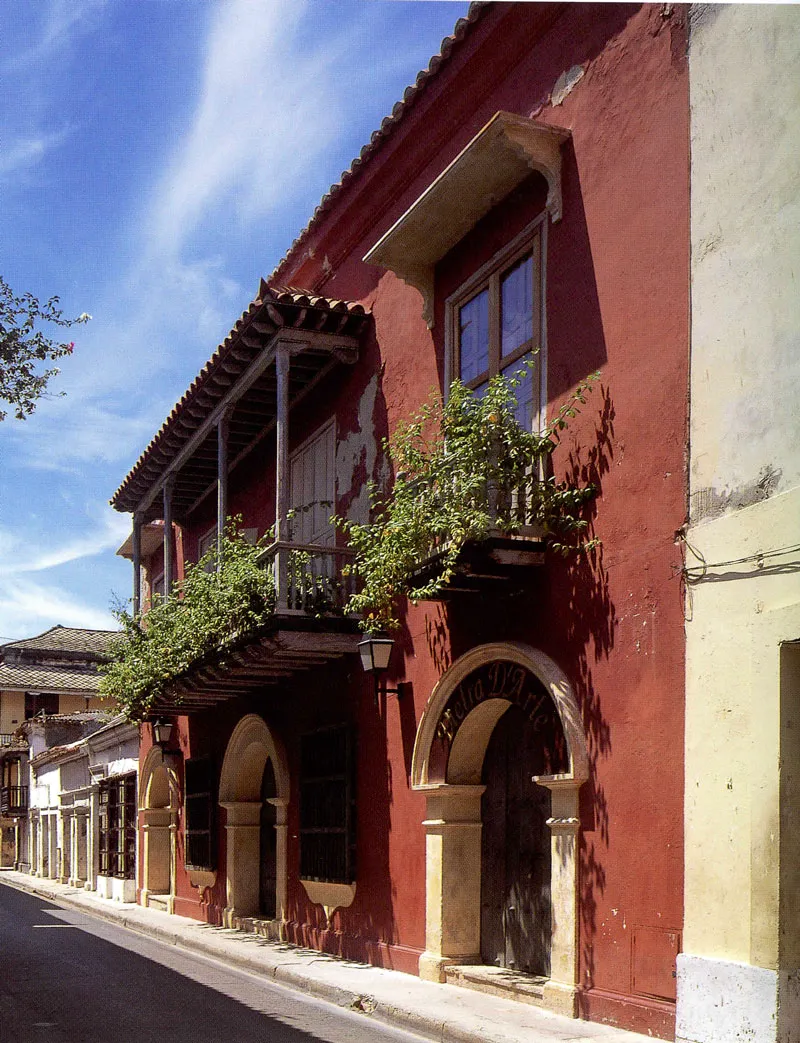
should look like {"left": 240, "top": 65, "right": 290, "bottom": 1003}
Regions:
{"left": 676, "top": 954, "right": 777, "bottom": 1043}
{"left": 95, "top": 875, "right": 136, "bottom": 903}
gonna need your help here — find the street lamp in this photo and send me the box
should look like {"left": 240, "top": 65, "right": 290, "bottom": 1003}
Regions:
{"left": 357, "top": 636, "right": 404, "bottom": 706}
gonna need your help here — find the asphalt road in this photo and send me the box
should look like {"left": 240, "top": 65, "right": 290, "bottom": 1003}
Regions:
{"left": 0, "top": 883, "right": 427, "bottom": 1043}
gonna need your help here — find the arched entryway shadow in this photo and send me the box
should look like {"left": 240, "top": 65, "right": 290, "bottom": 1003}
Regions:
{"left": 218, "top": 714, "right": 289, "bottom": 930}
{"left": 411, "top": 641, "right": 588, "bottom": 1018}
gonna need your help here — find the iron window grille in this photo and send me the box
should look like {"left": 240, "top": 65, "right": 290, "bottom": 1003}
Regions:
{"left": 299, "top": 725, "right": 356, "bottom": 884}
{"left": 184, "top": 756, "right": 216, "bottom": 871}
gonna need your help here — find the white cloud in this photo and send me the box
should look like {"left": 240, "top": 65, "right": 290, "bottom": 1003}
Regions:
{"left": 11, "top": 0, "right": 109, "bottom": 66}
{"left": 146, "top": 0, "right": 343, "bottom": 258}
{"left": 0, "top": 508, "right": 130, "bottom": 577}
{"left": 0, "top": 129, "right": 72, "bottom": 180}
{"left": 0, "top": 578, "right": 118, "bottom": 639}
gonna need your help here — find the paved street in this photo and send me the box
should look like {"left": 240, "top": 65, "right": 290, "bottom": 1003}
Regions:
{"left": 0, "top": 884, "right": 427, "bottom": 1043}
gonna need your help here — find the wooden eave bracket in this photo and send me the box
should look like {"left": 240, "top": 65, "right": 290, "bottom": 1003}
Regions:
{"left": 363, "top": 111, "right": 569, "bottom": 327}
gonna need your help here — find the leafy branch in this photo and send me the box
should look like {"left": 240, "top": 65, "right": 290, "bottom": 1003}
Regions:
{"left": 100, "top": 525, "right": 276, "bottom": 722}
{"left": 0, "top": 276, "right": 91, "bottom": 420}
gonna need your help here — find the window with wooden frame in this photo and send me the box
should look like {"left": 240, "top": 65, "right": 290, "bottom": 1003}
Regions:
{"left": 299, "top": 725, "right": 356, "bottom": 884}
{"left": 446, "top": 219, "right": 546, "bottom": 432}
{"left": 98, "top": 773, "right": 136, "bottom": 879}
{"left": 197, "top": 525, "right": 259, "bottom": 572}
{"left": 184, "top": 757, "right": 216, "bottom": 871}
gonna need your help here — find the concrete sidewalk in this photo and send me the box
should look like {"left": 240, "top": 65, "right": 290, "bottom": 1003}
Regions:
{"left": 0, "top": 870, "right": 654, "bottom": 1043}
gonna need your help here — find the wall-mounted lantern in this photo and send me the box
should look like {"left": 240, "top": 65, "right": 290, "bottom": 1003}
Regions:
{"left": 358, "top": 636, "right": 405, "bottom": 706}
{"left": 151, "top": 717, "right": 174, "bottom": 750}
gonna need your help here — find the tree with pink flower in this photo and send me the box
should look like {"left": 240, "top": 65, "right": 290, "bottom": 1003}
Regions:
{"left": 0, "top": 276, "right": 90, "bottom": 420}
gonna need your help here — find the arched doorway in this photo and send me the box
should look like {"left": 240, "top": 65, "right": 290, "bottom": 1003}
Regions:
{"left": 411, "top": 642, "right": 589, "bottom": 1017}
{"left": 218, "top": 714, "right": 289, "bottom": 929}
{"left": 139, "top": 746, "right": 179, "bottom": 912}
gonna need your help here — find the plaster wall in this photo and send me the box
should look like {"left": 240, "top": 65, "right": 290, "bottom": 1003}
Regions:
{"left": 688, "top": 4, "right": 800, "bottom": 520}
{"left": 0, "top": 692, "right": 24, "bottom": 734}
{"left": 683, "top": 9, "right": 800, "bottom": 1042}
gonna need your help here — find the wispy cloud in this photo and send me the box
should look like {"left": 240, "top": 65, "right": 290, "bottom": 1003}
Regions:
{"left": 146, "top": 0, "right": 343, "bottom": 257}
{"left": 11, "top": 0, "right": 109, "bottom": 67}
{"left": 0, "top": 129, "right": 71, "bottom": 180}
{"left": 0, "top": 508, "right": 130, "bottom": 577}
{"left": 0, "top": 578, "right": 118, "bottom": 639}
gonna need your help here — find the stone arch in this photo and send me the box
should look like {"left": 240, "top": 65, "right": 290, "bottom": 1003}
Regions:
{"left": 412, "top": 642, "right": 588, "bottom": 1018}
{"left": 411, "top": 641, "right": 588, "bottom": 788}
{"left": 139, "top": 744, "right": 180, "bottom": 912}
{"left": 218, "top": 714, "right": 289, "bottom": 928}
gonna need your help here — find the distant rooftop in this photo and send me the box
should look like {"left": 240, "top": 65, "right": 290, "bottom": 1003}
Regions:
{"left": 0, "top": 662, "right": 106, "bottom": 694}
{"left": 1, "top": 626, "right": 118, "bottom": 657}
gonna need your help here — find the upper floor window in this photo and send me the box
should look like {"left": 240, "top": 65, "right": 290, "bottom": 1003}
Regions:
{"left": 446, "top": 219, "right": 545, "bottom": 431}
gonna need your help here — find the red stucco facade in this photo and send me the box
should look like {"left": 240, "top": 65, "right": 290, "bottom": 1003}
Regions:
{"left": 127, "top": 5, "right": 689, "bottom": 1038}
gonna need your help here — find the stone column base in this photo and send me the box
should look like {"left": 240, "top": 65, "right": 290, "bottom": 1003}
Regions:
{"left": 419, "top": 951, "right": 481, "bottom": 983}
{"left": 542, "top": 980, "right": 578, "bottom": 1017}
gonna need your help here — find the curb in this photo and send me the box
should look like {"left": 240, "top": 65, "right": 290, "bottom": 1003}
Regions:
{"left": 1, "top": 874, "right": 654, "bottom": 1043}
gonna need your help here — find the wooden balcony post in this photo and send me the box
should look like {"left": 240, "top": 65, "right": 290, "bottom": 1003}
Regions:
{"left": 132, "top": 513, "right": 142, "bottom": 616}
{"left": 217, "top": 412, "right": 230, "bottom": 569}
{"left": 275, "top": 343, "right": 291, "bottom": 608}
{"left": 163, "top": 478, "right": 174, "bottom": 595}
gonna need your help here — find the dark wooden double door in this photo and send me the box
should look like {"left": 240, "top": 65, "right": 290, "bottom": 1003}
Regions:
{"left": 480, "top": 704, "right": 552, "bottom": 976}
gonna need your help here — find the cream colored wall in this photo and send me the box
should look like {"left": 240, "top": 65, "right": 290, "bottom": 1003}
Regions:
{"left": 689, "top": 5, "right": 800, "bottom": 512}
{"left": 685, "top": 0, "right": 800, "bottom": 1006}
{"left": 58, "top": 694, "right": 104, "bottom": 714}
{"left": 684, "top": 490, "right": 800, "bottom": 966}
{"left": 0, "top": 691, "right": 25, "bottom": 734}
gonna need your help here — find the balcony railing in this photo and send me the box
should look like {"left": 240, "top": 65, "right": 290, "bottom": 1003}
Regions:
{"left": 258, "top": 541, "right": 359, "bottom": 617}
{"left": 0, "top": 733, "right": 16, "bottom": 747}
{"left": 0, "top": 786, "right": 28, "bottom": 815}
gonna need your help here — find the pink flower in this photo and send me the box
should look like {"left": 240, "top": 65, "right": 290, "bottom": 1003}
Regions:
{"left": 65, "top": 342, "right": 74, "bottom": 354}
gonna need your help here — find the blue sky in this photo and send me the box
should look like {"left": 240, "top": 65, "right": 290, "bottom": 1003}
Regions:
{"left": 0, "top": 0, "right": 469, "bottom": 641}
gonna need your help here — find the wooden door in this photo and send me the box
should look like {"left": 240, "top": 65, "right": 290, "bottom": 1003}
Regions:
{"left": 289, "top": 421, "right": 335, "bottom": 546}
{"left": 259, "top": 759, "right": 277, "bottom": 918}
{"left": 480, "top": 704, "right": 552, "bottom": 975}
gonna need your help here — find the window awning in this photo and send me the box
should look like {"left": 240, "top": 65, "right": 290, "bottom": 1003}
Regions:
{"left": 364, "top": 111, "right": 569, "bottom": 326}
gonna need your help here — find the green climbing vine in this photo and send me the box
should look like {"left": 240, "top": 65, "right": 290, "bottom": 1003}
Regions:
{"left": 336, "top": 362, "right": 600, "bottom": 633}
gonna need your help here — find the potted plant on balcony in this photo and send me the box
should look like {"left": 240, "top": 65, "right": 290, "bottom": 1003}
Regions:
{"left": 337, "top": 362, "right": 600, "bottom": 632}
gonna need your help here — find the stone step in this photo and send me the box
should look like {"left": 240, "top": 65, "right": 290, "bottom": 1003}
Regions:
{"left": 444, "top": 964, "right": 547, "bottom": 1007}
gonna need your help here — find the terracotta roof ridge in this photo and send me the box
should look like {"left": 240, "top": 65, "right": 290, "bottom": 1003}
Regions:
{"left": 269, "top": 2, "right": 489, "bottom": 284}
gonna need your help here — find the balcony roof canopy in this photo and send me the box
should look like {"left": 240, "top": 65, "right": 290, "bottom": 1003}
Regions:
{"left": 147, "top": 620, "right": 362, "bottom": 715}
{"left": 111, "top": 284, "right": 371, "bottom": 523}
{"left": 364, "top": 111, "right": 569, "bottom": 325}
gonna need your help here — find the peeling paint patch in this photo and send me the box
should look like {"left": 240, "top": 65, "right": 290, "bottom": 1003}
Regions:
{"left": 551, "top": 64, "right": 584, "bottom": 106}
{"left": 335, "top": 373, "right": 379, "bottom": 523}
{"left": 691, "top": 466, "right": 782, "bottom": 522}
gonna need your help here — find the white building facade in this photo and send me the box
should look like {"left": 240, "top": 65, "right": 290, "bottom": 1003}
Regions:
{"left": 27, "top": 715, "right": 139, "bottom": 902}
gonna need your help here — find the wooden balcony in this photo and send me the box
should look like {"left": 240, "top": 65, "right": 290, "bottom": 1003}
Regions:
{"left": 259, "top": 540, "right": 358, "bottom": 616}
{"left": 408, "top": 479, "right": 546, "bottom": 598}
{"left": 153, "top": 543, "right": 362, "bottom": 715}
{"left": 0, "top": 786, "right": 28, "bottom": 816}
